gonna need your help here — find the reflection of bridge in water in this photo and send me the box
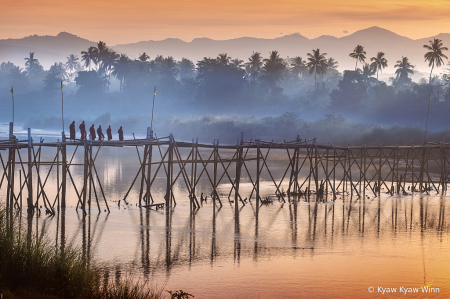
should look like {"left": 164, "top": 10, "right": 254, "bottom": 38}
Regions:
{"left": 1, "top": 121, "right": 450, "bottom": 217}
{"left": 10, "top": 193, "right": 448, "bottom": 283}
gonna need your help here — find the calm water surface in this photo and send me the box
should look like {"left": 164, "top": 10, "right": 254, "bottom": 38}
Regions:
{"left": 1, "top": 137, "right": 450, "bottom": 298}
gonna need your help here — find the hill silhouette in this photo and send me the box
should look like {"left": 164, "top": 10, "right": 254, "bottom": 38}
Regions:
{"left": 1, "top": 27, "right": 449, "bottom": 72}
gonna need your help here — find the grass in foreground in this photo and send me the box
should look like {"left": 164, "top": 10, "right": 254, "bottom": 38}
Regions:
{"left": 0, "top": 208, "right": 167, "bottom": 299}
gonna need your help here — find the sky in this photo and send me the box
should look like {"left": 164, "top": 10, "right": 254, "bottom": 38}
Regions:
{"left": 1, "top": 0, "right": 450, "bottom": 45}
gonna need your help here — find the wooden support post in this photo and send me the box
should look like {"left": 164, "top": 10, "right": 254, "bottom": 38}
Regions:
{"left": 235, "top": 133, "right": 244, "bottom": 215}
{"left": 190, "top": 139, "right": 195, "bottom": 209}
{"left": 88, "top": 135, "right": 93, "bottom": 211}
{"left": 139, "top": 145, "right": 148, "bottom": 206}
{"left": 19, "top": 170, "right": 22, "bottom": 210}
{"left": 26, "top": 128, "right": 33, "bottom": 214}
{"left": 147, "top": 144, "right": 152, "bottom": 205}
{"left": 82, "top": 142, "right": 88, "bottom": 213}
{"left": 213, "top": 139, "right": 218, "bottom": 209}
{"left": 443, "top": 139, "right": 447, "bottom": 191}
{"left": 314, "top": 138, "right": 319, "bottom": 195}
{"left": 412, "top": 146, "right": 415, "bottom": 192}
{"left": 57, "top": 140, "right": 60, "bottom": 210}
{"left": 166, "top": 134, "right": 173, "bottom": 208}
{"left": 61, "top": 132, "right": 67, "bottom": 208}
{"left": 419, "top": 147, "right": 425, "bottom": 191}
{"left": 378, "top": 145, "right": 382, "bottom": 196}
{"left": 363, "top": 145, "right": 366, "bottom": 196}
{"left": 256, "top": 139, "right": 260, "bottom": 207}
{"left": 8, "top": 123, "right": 15, "bottom": 212}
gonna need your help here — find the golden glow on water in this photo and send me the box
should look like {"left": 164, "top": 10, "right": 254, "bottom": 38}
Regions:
{"left": 1, "top": 147, "right": 450, "bottom": 298}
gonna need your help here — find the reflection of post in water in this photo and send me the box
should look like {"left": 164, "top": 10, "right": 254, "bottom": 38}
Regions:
{"left": 438, "top": 194, "right": 446, "bottom": 232}
{"left": 139, "top": 207, "right": 150, "bottom": 277}
{"left": 61, "top": 208, "right": 66, "bottom": 254}
{"left": 254, "top": 204, "right": 259, "bottom": 262}
{"left": 420, "top": 196, "right": 425, "bottom": 232}
{"left": 211, "top": 205, "right": 217, "bottom": 264}
{"left": 189, "top": 207, "right": 196, "bottom": 267}
{"left": 234, "top": 209, "right": 241, "bottom": 264}
{"left": 289, "top": 202, "right": 298, "bottom": 246}
{"left": 27, "top": 213, "right": 32, "bottom": 248}
{"left": 82, "top": 214, "right": 86, "bottom": 263}
{"left": 165, "top": 207, "right": 172, "bottom": 274}
{"left": 377, "top": 197, "right": 381, "bottom": 236}
{"left": 312, "top": 202, "right": 318, "bottom": 241}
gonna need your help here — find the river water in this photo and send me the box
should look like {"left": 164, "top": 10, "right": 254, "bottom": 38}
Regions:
{"left": 1, "top": 132, "right": 450, "bottom": 298}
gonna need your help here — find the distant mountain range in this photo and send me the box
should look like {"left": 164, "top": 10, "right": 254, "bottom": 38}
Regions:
{"left": 1, "top": 27, "right": 449, "bottom": 73}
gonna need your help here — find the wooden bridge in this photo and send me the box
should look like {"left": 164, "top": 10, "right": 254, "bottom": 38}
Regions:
{"left": 1, "top": 122, "right": 449, "bottom": 216}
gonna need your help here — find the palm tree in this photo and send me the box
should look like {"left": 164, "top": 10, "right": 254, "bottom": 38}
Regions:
{"left": 327, "top": 57, "right": 339, "bottom": 70}
{"left": 394, "top": 56, "right": 414, "bottom": 81}
{"left": 370, "top": 52, "right": 388, "bottom": 79}
{"left": 96, "top": 41, "right": 108, "bottom": 64}
{"left": 230, "top": 58, "right": 245, "bottom": 70}
{"left": 217, "top": 53, "right": 231, "bottom": 66}
{"left": 24, "top": 52, "right": 39, "bottom": 72}
{"left": 262, "top": 50, "right": 286, "bottom": 85}
{"left": 306, "top": 48, "right": 328, "bottom": 87}
{"left": 138, "top": 52, "right": 150, "bottom": 62}
{"left": 81, "top": 47, "right": 98, "bottom": 70}
{"left": 102, "top": 49, "right": 119, "bottom": 79}
{"left": 49, "top": 62, "right": 69, "bottom": 81}
{"left": 349, "top": 45, "right": 366, "bottom": 70}
{"left": 360, "top": 63, "right": 377, "bottom": 86}
{"left": 112, "top": 54, "right": 131, "bottom": 93}
{"left": 177, "top": 58, "right": 195, "bottom": 79}
{"left": 65, "top": 54, "right": 79, "bottom": 71}
{"left": 290, "top": 56, "right": 307, "bottom": 77}
{"left": 424, "top": 38, "right": 448, "bottom": 83}
{"left": 245, "top": 52, "right": 263, "bottom": 81}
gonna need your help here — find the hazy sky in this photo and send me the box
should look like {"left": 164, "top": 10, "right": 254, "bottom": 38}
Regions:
{"left": 1, "top": 0, "right": 450, "bottom": 44}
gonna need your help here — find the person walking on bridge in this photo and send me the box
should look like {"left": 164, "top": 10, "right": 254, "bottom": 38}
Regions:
{"left": 118, "top": 126, "right": 124, "bottom": 141}
{"left": 106, "top": 125, "right": 112, "bottom": 141}
{"left": 79, "top": 121, "right": 86, "bottom": 140}
{"left": 69, "top": 121, "right": 76, "bottom": 140}
{"left": 90, "top": 124, "right": 96, "bottom": 140}
{"left": 97, "top": 125, "right": 104, "bottom": 141}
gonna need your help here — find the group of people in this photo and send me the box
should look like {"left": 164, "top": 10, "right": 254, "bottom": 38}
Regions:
{"left": 69, "top": 121, "right": 124, "bottom": 141}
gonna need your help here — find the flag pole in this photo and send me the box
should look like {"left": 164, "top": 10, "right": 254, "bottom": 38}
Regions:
{"left": 150, "top": 86, "right": 156, "bottom": 137}
{"left": 61, "top": 81, "right": 64, "bottom": 132}
{"left": 10, "top": 86, "right": 14, "bottom": 124}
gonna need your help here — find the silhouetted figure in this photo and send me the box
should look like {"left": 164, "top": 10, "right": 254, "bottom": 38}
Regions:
{"left": 90, "top": 124, "right": 96, "bottom": 140}
{"left": 69, "top": 121, "right": 76, "bottom": 140}
{"left": 79, "top": 121, "right": 86, "bottom": 140}
{"left": 118, "top": 126, "right": 124, "bottom": 141}
{"left": 97, "top": 125, "right": 104, "bottom": 141}
{"left": 106, "top": 125, "right": 112, "bottom": 141}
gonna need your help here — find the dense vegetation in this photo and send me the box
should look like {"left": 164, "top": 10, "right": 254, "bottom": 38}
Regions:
{"left": 1, "top": 39, "right": 450, "bottom": 144}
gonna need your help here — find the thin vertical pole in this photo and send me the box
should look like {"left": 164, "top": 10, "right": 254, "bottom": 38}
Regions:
{"left": 139, "top": 145, "right": 148, "bottom": 206}
{"left": 61, "top": 81, "right": 64, "bottom": 132}
{"left": 82, "top": 142, "right": 88, "bottom": 213}
{"left": 166, "top": 134, "right": 173, "bottom": 208}
{"left": 378, "top": 145, "right": 382, "bottom": 196}
{"left": 27, "top": 128, "right": 33, "bottom": 214}
{"left": 57, "top": 141, "right": 60, "bottom": 210}
{"left": 256, "top": 139, "right": 260, "bottom": 207}
{"left": 147, "top": 144, "right": 152, "bottom": 204}
{"left": 314, "top": 138, "right": 318, "bottom": 195}
{"left": 61, "top": 132, "right": 67, "bottom": 208}
{"left": 214, "top": 140, "right": 218, "bottom": 209}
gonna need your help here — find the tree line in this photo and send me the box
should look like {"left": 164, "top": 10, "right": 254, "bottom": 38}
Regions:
{"left": 1, "top": 38, "right": 450, "bottom": 125}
